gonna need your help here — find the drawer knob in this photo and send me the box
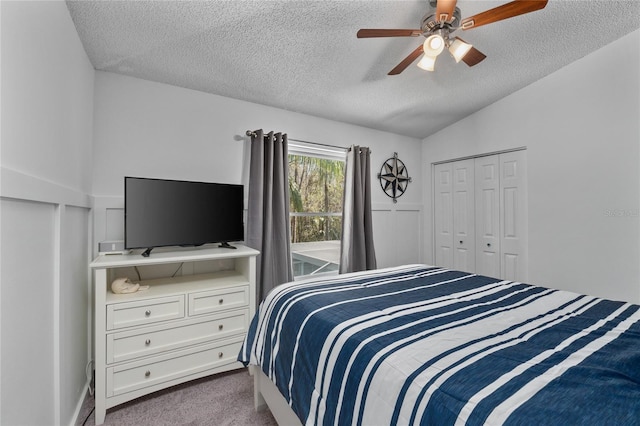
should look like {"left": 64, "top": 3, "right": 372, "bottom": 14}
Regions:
{"left": 145, "top": 370, "right": 151, "bottom": 378}
{"left": 218, "top": 352, "right": 224, "bottom": 358}
{"left": 145, "top": 339, "right": 151, "bottom": 346}
{"left": 218, "top": 298, "right": 224, "bottom": 304}
{"left": 145, "top": 310, "right": 151, "bottom": 317}
{"left": 218, "top": 324, "right": 224, "bottom": 331}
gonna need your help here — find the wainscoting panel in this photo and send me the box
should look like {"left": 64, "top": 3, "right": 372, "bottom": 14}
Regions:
{"left": 1, "top": 167, "right": 93, "bottom": 426}
{"left": 395, "top": 210, "right": 422, "bottom": 265}
{"left": 60, "top": 205, "right": 91, "bottom": 424}
{"left": 92, "top": 197, "right": 123, "bottom": 258}
{"left": 372, "top": 204, "right": 423, "bottom": 269}
{"left": 105, "top": 208, "right": 125, "bottom": 241}
{"left": 1, "top": 198, "right": 56, "bottom": 425}
{"left": 372, "top": 208, "right": 394, "bottom": 269}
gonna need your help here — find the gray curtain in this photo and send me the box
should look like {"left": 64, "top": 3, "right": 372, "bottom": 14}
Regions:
{"left": 247, "top": 129, "right": 293, "bottom": 302}
{"left": 339, "top": 145, "right": 377, "bottom": 273}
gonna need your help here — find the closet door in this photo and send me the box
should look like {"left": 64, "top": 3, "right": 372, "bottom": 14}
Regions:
{"left": 433, "top": 151, "right": 527, "bottom": 281}
{"left": 434, "top": 163, "right": 454, "bottom": 268}
{"left": 475, "top": 155, "right": 501, "bottom": 278}
{"left": 434, "top": 160, "right": 475, "bottom": 272}
{"left": 452, "top": 159, "right": 475, "bottom": 272}
{"left": 499, "top": 150, "right": 528, "bottom": 281}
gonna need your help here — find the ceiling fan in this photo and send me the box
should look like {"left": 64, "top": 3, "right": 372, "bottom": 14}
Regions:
{"left": 357, "top": 0, "right": 548, "bottom": 75}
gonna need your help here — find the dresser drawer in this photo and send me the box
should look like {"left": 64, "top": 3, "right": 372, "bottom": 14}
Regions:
{"left": 189, "top": 285, "right": 248, "bottom": 316}
{"left": 107, "top": 309, "right": 249, "bottom": 363}
{"left": 106, "top": 337, "right": 244, "bottom": 397}
{"left": 106, "top": 296, "right": 185, "bottom": 330}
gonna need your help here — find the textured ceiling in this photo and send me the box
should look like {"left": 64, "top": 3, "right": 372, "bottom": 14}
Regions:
{"left": 66, "top": 1, "right": 640, "bottom": 139}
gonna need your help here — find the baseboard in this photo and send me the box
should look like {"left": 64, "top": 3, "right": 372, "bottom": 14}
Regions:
{"left": 69, "top": 380, "right": 91, "bottom": 426}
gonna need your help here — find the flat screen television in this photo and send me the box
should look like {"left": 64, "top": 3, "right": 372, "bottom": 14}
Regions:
{"left": 124, "top": 177, "right": 244, "bottom": 256}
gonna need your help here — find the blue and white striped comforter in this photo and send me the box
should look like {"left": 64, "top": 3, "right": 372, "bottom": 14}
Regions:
{"left": 239, "top": 265, "right": 640, "bottom": 425}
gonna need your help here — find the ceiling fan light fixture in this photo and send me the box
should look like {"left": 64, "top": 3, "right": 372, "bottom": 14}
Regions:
{"left": 449, "top": 38, "right": 472, "bottom": 63}
{"left": 423, "top": 34, "right": 445, "bottom": 57}
{"left": 417, "top": 54, "right": 437, "bottom": 71}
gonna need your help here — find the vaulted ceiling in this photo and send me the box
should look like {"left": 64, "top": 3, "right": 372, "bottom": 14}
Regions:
{"left": 66, "top": 1, "right": 640, "bottom": 139}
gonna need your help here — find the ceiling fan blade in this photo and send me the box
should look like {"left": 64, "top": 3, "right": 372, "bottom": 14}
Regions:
{"left": 460, "top": 44, "right": 487, "bottom": 67}
{"left": 389, "top": 44, "right": 424, "bottom": 75}
{"left": 436, "top": 0, "right": 458, "bottom": 23}
{"left": 460, "top": 0, "right": 548, "bottom": 30}
{"left": 357, "top": 29, "right": 422, "bottom": 38}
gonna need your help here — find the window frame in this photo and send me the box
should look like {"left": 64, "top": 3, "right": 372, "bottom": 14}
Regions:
{"left": 288, "top": 140, "right": 347, "bottom": 280}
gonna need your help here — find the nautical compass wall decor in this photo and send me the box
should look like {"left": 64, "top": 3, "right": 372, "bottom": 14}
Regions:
{"left": 378, "top": 152, "right": 411, "bottom": 203}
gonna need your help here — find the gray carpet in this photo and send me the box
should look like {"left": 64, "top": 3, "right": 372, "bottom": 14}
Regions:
{"left": 77, "top": 369, "right": 278, "bottom": 426}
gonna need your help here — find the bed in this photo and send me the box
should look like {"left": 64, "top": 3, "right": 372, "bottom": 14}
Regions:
{"left": 238, "top": 264, "right": 640, "bottom": 425}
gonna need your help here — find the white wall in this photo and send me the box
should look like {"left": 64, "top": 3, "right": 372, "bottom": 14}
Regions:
{"left": 422, "top": 30, "right": 640, "bottom": 303}
{"left": 91, "top": 71, "right": 423, "bottom": 267}
{"left": 0, "top": 1, "right": 95, "bottom": 425}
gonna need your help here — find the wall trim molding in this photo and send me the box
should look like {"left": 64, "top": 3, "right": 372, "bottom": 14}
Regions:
{"left": 95, "top": 198, "right": 424, "bottom": 213}
{"left": 93, "top": 195, "right": 123, "bottom": 209}
{"left": 372, "top": 202, "right": 422, "bottom": 212}
{"left": 0, "top": 167, "right": 92, "bottom": 208}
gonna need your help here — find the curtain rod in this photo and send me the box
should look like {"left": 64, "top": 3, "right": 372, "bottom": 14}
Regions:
{"left": 245, "top": 130, "right": 348, "bottom": 152}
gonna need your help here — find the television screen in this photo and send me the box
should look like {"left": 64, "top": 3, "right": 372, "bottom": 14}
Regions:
{"left": 125, "top": 177, "right": 244, "bottom": 253}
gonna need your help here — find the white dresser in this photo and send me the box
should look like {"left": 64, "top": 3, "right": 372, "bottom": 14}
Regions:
{"left": 90, "top": 245, "right": 258, "bottom": 425}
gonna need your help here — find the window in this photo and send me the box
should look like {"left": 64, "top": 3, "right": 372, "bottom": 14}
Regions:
{"left": 288, "top": 141, "right": 346, "bottom": 278}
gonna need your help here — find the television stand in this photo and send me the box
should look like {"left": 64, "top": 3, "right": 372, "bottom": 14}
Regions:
{"left": 141, "top": 247, "right": 153, "bottom": 257}
{"left": 218, "top": 242, "right": 237, "bottom": 249}
{"left": 89, "top": 245, "right": 258, "bottom": 425}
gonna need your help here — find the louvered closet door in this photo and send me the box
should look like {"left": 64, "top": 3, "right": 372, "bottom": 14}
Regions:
{"left": 434, "top": 163, "right": 454, "bottom": 268}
